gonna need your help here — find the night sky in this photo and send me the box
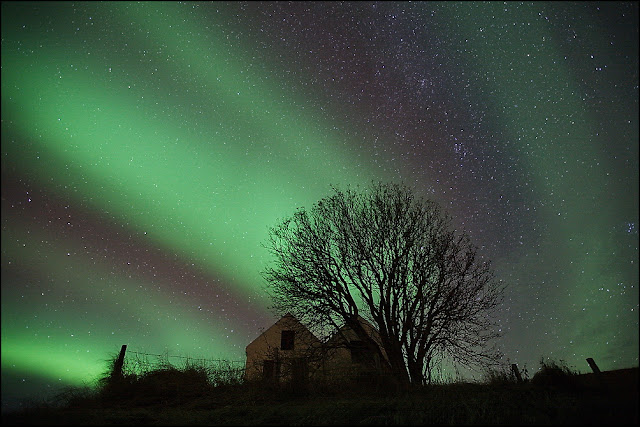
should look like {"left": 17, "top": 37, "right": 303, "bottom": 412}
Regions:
{"left": 2, "top": 1, "right": 638, "bottom": 410}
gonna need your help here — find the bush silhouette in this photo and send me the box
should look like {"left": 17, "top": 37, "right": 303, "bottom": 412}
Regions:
{"left": 531, "top": 358, "right": 578, "bottom": 390}
{"left": 96, "top": 353, "right": 217, "bottom": 406}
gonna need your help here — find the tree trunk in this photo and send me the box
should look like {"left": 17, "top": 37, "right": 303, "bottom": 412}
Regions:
{"left": 384, "top": 343, "right": 410, "bottom": 389}
{"left": 375, "top": 327, "right": 411, "bottom": 389}
{"left": 407, "top": 357, "right": 426, "bottom": 385}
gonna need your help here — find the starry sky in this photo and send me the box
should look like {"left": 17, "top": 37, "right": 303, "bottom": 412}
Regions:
{"left": 1, "top": 1, "right": 638, "bottom": 410}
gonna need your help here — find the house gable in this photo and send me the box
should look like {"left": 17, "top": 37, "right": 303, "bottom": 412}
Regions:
{"left": 324, "top": 316, "right": 389, "bottom": 371}
{"left": 244, "top": 313, "right": 323, "bottom": 382}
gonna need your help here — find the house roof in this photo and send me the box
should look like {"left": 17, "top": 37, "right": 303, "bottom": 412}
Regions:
{"left": 326, "top": 315, "right": 381, "bottom": 344}
{"left": 247, "top": 312, "right": 382, "bottom": 345}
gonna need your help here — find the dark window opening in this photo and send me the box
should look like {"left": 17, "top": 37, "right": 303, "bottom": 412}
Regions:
{"left": 281, "top": 330, "right": 295, "bottom": 350}
{"left": 263, "top": 360, "right": 281, "bottom": 381}
{"left": 292, "top": 358, "right": 308, "bottom": 384}
{"left": 350, "top": 340, "right": 374, "bottom": 364}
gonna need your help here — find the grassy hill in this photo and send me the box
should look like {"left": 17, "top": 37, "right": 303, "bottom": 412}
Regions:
{"left": 2, "top": 358, "right": 637, "bottom": 425}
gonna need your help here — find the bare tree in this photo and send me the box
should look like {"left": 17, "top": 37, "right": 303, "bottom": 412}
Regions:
{"left": 263, "top": 182, "right": 505, "bottom": 387}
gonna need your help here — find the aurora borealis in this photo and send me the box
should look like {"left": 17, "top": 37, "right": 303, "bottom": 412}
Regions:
{"left": 1, "top": 1, "right": 638, "bottom": 410}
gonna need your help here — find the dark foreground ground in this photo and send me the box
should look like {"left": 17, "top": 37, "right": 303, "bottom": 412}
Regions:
{"left": 2, "top": 367, "right": 637, "bottom": 425}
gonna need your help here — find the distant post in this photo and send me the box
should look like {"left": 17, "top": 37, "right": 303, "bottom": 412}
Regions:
{"left": 586, "top": 357, "right": 601, "bottom": 374}
{"left": 511, "top": 364, "right": 523, "bottom": 383}
{"left": 112, "top": 344, "right": 127, "bottom": 377}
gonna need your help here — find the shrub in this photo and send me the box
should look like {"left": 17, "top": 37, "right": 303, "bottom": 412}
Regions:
{"left": 93, "top": 351, "right": 251, "bottom": 408}
{"left": 531, "top": 357, "right": 578, "bottom": 390}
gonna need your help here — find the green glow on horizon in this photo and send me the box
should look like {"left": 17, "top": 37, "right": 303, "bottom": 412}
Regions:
{"left": 1, "top": 340, "right": 105, "bottom": 386}
{"left": 1, "top": 217, "right": 248, "bottom": 384}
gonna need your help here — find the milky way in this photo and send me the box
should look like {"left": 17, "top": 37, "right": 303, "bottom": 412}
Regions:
{"left": 2, "top": 1, "right": 637, "bottom": 409}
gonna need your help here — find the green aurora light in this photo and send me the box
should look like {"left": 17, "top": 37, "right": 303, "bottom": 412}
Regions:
{"left": 1, "top": 1, "right": 637, "bottom": 407}
{"left": 2, "top": 2, "right": 393, "bottom": 388}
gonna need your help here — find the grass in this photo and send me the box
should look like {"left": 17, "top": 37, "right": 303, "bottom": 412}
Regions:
{"left": 2, "top": 357, "right": 638, "bottom": 425}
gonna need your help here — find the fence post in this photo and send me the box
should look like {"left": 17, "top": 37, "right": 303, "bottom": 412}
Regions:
{"left": 586, "top": 357, "right": 601, "bottom": 374}
{"left": 511, "top": 364, "right": 523, "bottom": 383}
{"left": 112, "top": 344, "right": 127, "bottom": 377}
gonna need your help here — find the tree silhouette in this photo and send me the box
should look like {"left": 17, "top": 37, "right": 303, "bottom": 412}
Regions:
{"left": 263, "top": 182, "right": 505, "bottom": 386}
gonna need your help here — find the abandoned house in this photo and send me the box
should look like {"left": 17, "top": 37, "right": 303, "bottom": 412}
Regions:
{"left": 244, "top": 313, "right": 390, "bottom": 384}
{"left": 244, "top": 313, "right": 324, "bottom": 384}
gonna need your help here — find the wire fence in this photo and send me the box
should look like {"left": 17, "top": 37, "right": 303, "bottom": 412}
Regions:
{"left": 124, "top": 349, "right": 245, "bottom": 365}
{"left": 118, "top": 348, "right": 246, "bottom": 386}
